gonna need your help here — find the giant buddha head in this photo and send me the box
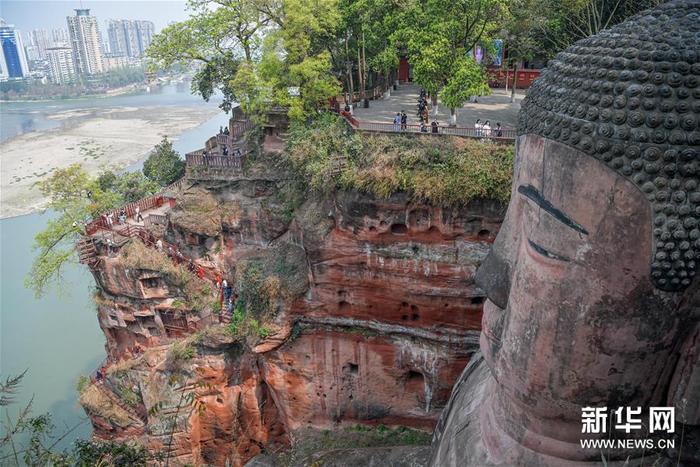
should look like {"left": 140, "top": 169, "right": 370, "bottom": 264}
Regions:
{"left": 473, "top": 0, "right": 700, "bottom": 463}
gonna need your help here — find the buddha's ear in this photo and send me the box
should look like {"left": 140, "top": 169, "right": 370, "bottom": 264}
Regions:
{"left": 668, "top": 321, "right": 700, "bottom": 425}
{"left": 667, "top": 283, "right": 700, "bottom": 425}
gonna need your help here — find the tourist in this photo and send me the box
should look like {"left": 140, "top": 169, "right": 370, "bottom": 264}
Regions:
{"left": 475, "top": 119, "right": 482, "bottom": 137}
{"left": 156, "top": 239, "right": 163, "bottom": 252}
{"left": 222, "top": 145, "right": 229, "bottom": 156}
{"left": 135, "top": 206, "right": 144, "bottom": 223}
{"left": 420, "top": 121, "right": 428, "bottom": 133}
{"left": 421, "top": 107, "right": 429, "bottom": 124}
{"left": 223, "top": 280, "right": 232, "bottom": 303}
{"left": 197, "top": 266, "right": 205, "bottom": 279}
{"left": 119, "top": 208, "right": 127, "bottom": 224}
{"left": 106, "top": 213, "right": 114, "bottom": 227}
{"left": 495, "top": 122, "right": 503, "bottom": 137}
{"left": 401, "top": 111, "right": 407, "bottom": 131}
{"left": 106, "top": 238, "right": 114, "bottom": 256}
{"left": 393, "top": 112, "right": 401, "bottom": 131}
{"left": 176, "top": 249, "right": 184, "bottom": 264}
{"left": 223, "top": 126, "right": 230, "bottom": 135}
{"left": 431, "top": 120, "right": 439, "bottom": 134}
{"left": 219, "top": 126, "right": 224, "bottom": 134}
{"left": 483, "top": 120, "right": 492, "bottom": 138}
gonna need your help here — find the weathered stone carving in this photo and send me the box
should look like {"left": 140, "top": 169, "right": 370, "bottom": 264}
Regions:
{"left": 431, "top": 1, "right": 700, "bottom": 465}
{"left": 519, "top": 0, "right": 700, "bottom": 291}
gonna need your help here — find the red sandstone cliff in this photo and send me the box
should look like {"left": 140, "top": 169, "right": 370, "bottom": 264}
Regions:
{"left": 79, "top": 153, "right": 504, "bottom": 465}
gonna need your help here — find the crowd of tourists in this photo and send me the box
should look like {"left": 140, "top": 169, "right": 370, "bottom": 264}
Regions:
{"left": 391, "top": 89, "right": 442, "bottom": 133}
{"left": 473, "top": 119, "right": 504, "bottom": 138}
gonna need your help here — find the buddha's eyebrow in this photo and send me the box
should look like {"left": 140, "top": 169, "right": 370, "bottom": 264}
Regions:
{"left": 518, "top": 184, "right": 589, "bottom": 235}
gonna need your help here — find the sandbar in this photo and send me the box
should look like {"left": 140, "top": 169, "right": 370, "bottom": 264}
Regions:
{"left": 0, "top": 105, "right": 219, "bottom": 218}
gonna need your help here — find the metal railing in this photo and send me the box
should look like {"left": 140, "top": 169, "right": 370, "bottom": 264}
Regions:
{"left": 347, "top": 118, "right": 516, "bottom": 141}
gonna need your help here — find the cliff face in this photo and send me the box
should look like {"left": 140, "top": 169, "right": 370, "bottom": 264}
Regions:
{"left": 81, "top": 159, "right": 504, "bottom": 465}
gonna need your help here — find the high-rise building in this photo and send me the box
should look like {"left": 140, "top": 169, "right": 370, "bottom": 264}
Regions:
{"left": 106, "top": 19, "right": 127, "bottom": 56}
{"left": 28, "top": 29, "right": 51, "bottom": 59}
{"left": 24, "top": 44, "right": 41, "bottom": 62}
{"left": 0, "top": 19, "right": 30, "bottom": 79}
{"left": 52, "top": 28, "right": 69, "bottom": 44}
{"left": 107, "top": 19, "right": 155, "bottom": 58}
{"left": 135, "top": 20, "right": 154, "bottom": 56}
{"left": 46, "top": 45, "right": 76, "bottom": 84}
{"left": 66, "top": 8, "right": 104, "bottom": 75}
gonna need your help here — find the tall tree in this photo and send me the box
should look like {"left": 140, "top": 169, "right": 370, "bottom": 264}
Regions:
{"left": 439, "top": 56, "right": 490, "bottom": 125}
{"left": 143, "top": 137, "right": 186, "bottom": 187}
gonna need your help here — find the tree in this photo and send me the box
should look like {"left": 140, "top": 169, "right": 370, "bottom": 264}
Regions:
{"left": 25, "top": 165, "right": 158, "bottom": 298}
{"left": 396, "top": 0, "right": 505, "bottom": 114}
{"left": 143, "top": 137, "right": 186, "bottom": 187}
{"left": 147, "top": 0, "right": 341, "bottom": 121}
{"left": 1, "top": 371, "right": 153, "bottom": 466}
{"left": 25, "top": 165, "right": 121, "bottom": 297}
{"left": 439, "top": 56, "right": 490, "bottom": 125}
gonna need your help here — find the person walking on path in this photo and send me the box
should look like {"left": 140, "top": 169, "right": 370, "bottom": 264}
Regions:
{"left": 156, "top": 239, "right": 163, "bottom": 252}
{"left": 475, "top": 119, "right": 483, "bottom": 137}
{"left": 393, "top": 113, "right": 401, "bottom": 131}
{"left": 495, "top": 122, "right": 503, "bottom": 138}
{"left": 135, "top": 205, "right": 144, "bottom": 223}
{"left": 431, "top": 120, "right": 439, "bottom": 134}
{"left": 401, "top": 111, "right": 407, "bottom": 131}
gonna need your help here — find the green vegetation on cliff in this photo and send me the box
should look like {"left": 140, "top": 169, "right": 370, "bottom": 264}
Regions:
{"left": 284, "top": 114, "right": 513, "bottom": 206}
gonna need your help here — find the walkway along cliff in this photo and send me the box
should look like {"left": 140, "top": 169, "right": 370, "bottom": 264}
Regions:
{"left": 76, "top": 111, "right": 510, "bottom": 465}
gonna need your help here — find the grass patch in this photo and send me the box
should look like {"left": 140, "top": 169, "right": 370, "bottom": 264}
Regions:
{"left": 79, "top": 384, "right": 134, "bottom": 428}
{"left": 169, "top": 187, "right": 222, "bottom": 236}
{"left": 284, "top": 113, "right": 513, "bottom": 206}
{"left": 119, "top": 240, "right": 213, "bottom": 314}
{"left": 165, "top": 340, "right": 196, "bottom": 373}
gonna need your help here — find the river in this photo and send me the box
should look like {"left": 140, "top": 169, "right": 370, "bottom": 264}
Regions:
{"left": 0, "top": 84, "right": 228, "bottom": 454}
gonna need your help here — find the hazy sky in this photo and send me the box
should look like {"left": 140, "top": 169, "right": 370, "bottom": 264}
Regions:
{"left": 0, "top": 0, "right": 191, "bottom": 33}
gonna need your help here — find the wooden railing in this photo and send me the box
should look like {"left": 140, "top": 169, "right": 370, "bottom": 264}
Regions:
{"left": 230, "top": 119, "right": 254, "bottom": 139}
{"left": 185, "top": 153, "right": 246, "bottom": 169}
{"left": 86, "top": 195, "right": 170, "bottom": 235}
{"left": 341, "top": 82, "right": 392, "bottom": 104}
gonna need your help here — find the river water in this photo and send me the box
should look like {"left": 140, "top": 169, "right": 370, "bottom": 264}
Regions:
{"left": 0, "top": 84, "right": 227, "bottom": 452}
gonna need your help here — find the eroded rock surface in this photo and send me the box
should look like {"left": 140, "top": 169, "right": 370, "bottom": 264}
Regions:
{"left": 81, "top": 157, "right": 504, "bottom": 465}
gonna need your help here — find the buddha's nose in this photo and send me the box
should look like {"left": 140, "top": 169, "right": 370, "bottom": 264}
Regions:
{"left": 475, "top": 247, "right": 511, "bottom": 310}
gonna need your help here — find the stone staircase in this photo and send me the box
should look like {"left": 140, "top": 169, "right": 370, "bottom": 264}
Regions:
{"left": 77, "top": 237, "right": 99, "bottom": 267}
{"left": 93, "top": 379, "right": 147, "bottom": 425}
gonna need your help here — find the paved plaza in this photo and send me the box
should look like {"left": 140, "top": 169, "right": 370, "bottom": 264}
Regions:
{"left": 352, "top": 84, "right": 524, "bottom": 130}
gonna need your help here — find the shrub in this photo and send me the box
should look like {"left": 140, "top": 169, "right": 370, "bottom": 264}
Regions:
{"left": 76, "top": 375, "right": 90, "bottom": 394}
{"left": 284, "top": 114, "right": 514, "bottom": 206}
{"left": 166, "top": 341, "right": 196, "bottom": 372}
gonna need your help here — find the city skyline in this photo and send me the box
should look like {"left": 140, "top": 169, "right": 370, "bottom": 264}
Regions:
{"left": 1, "top": 1, "right": 189, "bottom": 33}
